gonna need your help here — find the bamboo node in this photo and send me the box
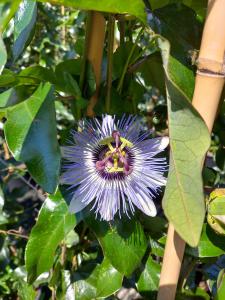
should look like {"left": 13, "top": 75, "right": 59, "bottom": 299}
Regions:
{"left": 196, "top": 56, "right": 225, "bottom": 78}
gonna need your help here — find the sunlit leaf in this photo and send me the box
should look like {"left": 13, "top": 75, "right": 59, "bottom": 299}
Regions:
{"left": 86, "top": 216, "right": 148, "bottom": 276}
{"left": 25, "top": 191, "right": 76, "bottom": 284}
{"left": 4, "top": 82, "right": 60, "bottom": 193}
{"left": 37, "top": 0, "right": 147, "bottom": 23}
{"left": 136, "top": 256, "right": 161, "bottom": 296}
{"left": 13, "top": 0, "right": 37, "bottom": 61}
{"left": 73, "top": 258, "right": 123, "bottom": 299}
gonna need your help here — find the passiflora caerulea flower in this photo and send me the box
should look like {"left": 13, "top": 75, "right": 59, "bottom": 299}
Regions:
{"left": 61, "top": 115, "right": 169, "bottom": 221}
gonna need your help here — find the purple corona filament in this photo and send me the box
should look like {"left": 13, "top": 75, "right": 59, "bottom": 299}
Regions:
{"left": 60, "top": 115, "right": 169, "bottom": 221}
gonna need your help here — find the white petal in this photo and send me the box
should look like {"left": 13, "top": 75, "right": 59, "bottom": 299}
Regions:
{"left": 158, "top": 136, "right": 169, "bottom": 150}
{"left": 101, "top": 115, "right": 115, "bottom": 136}
{"left": 135, "top": 191, "right": 157, "bottom": 217}
{"left": 69, "top": 193, "right": 87, "bottom": 213}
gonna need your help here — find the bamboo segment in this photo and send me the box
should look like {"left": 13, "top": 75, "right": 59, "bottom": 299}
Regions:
{"left": 86, "top": 12, "right": 106, "bottom": 117}
{"left": 157, "top": 1, "right": 225, "bottom": 299}
{"left": 157, "top": 224, "right": 186, "bottom": 300}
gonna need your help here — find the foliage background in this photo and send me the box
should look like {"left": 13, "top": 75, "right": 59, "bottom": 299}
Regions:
{"left": 0, "top": 0, "right": 225, "bottom": 299}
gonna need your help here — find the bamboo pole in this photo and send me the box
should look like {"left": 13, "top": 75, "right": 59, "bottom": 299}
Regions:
{"left": 157, "top": 1, "right": 225, "bottom": 299}
{"left": 85, "top": 12, "right": 106, "bottom": 117}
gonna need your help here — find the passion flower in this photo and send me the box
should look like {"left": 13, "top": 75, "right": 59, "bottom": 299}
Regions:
{"left": 60, "top": 115, "right": 169, "bottom": 221}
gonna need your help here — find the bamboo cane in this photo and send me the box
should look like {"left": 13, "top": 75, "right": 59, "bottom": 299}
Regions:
{"left": 85, "top": 12, "right": 106, "bottom": 117}
{"left": 157, "top": 1, "right": 225, "bottom": 299}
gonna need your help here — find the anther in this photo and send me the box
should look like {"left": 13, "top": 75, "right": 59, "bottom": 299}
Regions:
{"left": 96, "top": 155, "right": 112, "bottom": 171}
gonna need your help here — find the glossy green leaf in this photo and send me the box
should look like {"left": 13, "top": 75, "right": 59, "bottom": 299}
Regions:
{"left": 55, "top": 59, "right": 81, "bottom": 77}
{"left": 158, "top": 37, "right": 210, "bottom": 246}
{"left": 4, "top": 82, "right": 60, "bottom": 193}
{"left": 154, "top": 4, "right": 203, "bottom": 61}
{"left": 13, "top": 0, "right": 37, "bottom": 61}
{"left": 0, "top": 88, "right": 17, "bottom": 108}
{"left": 186, "top": 224, "right": 225, "bottom": 258}
{"left": 136, "top": 52, "right": 166, "bottom": 96}
{"left": 136, "top": 256, "right": 161, "bottom": 296}
{"left": 150, "top": 238, "right": 165, "bottom": 257}
{"left": 86, "top": 216, "right": 148, "bottom": 276}
{"left": 73, "top": 258, "right": 123, "bottom": 300}
{"left": 38, "top": 0, "right": 147, "bottom": 23}
{"left": 149, "top": 0, "right": 207, "bottom": 20}
{"left": 146, "top": 4, "right": 202, "bottom": 98}
{"left": 182, "top": 0, "right": 207, "bottom": 20}
{"left": 0, "top": 35, "right": 6, "bottom": 74}
{"left": 141, "top": 215, "right": 167, "bottom": 240}
{"left": 0, "top": 86, "right": 29, "bottom": 108}
{"left": 25, "top": 191, "right": 76, "bottom": 284}
{"left": 113, "top": 41, "right": 142, "bottom": 80}
{"left": 0, "top": 0, "right": 21, "bottom": 33}
{"left": 215, "top": 270, "right": 225, "bottom": 300}
{"left": 176, "top": 289, "right": 210, "bottom": 300}
{"left": 19, "top": 66, "right": 57, "bottom": 84}
{"left": 0, "top": 69, "right": 18, "bottom": 87}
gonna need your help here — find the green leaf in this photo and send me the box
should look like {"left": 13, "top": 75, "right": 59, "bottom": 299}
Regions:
{"left": 0, "top": 0, "right": 22, "bottom": 33}
{"left": 168, "top": 56, "right": 195, "bottom": 100}
{"left": 62, "top": 72, "right": 81, "bottom": 96}
{"left": 154, "top": 4, "right": 203, "bottom": 64}
{"left": 4, "top": 82, "right": 60, "bottom": 193}
{"left": 149, "top": 238, "right": 165, "bottom": 257}
{"left": 25, "top": 191, "right": 76, "bottom": 284}
{"left": 136, "top": 52, "right": 166, "bottom": 96}
{"left": 136, "top": 256, "right": 161, "bottom": 297}
{"left": 73, "top": 258, "right": 123, "bottom": 300}
{"left": 186, "top": 224, "right": 225, "bottom": 258}
{"left": 0, "top": 69, "right": 18, "bottom": 87}
{"left": 55, "top": 59, "right": 81, "bottom": 78}
{"left": 37, "top": 0, "right": 147, "bottom": 23}
{"left": 182, "top": 0, "right": 207, "bottom": 21}
{"left": 0, "top": 35, "right": 6, "bottom": 74}
{"left": 215, "top": 270, "right": 225, "bottom": 300}
{"left": 158, "top": 37, "right": 210, "bottom": 247}
{"left": 141, "top": 215, "right": 167, "bottom": 240}
{"left": 13, "top": 267, "right": 36, "bottom": 300}
{"left": 0, "top": 86, "right": 30, "bottom": 108}
{"left": 113, "top": 41, "right": 142, "bottom": 80}
{"left": 0, "top": 88, "right": 18, "bottom": 108}
{"left": 19, "top": 66, "right": 57, "bottom": 85}
{"left": 13, "top": 0, "right": 37, "bottom": 61}
{"left": 86, "top": 216, "right": 148, "bottom": 277}
{"left": 176, "top": 289, "right": 210, "bottom": 300}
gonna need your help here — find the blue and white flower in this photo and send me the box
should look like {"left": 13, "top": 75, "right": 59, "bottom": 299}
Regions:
{"left": 61, "top": 115, "right": 169, "bottom": 221}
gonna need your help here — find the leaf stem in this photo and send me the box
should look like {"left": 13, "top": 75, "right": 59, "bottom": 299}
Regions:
{"left": 105, "top": 15, "right": 115, "bottom": 113}
{"left": 117, "top": 27, "right": 144, "bottom": 94}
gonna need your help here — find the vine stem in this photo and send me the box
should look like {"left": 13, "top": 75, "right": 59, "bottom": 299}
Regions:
{"left": 86, "top": 12, "right": 106, "bottom": 117}
{"left": 117, "top": 27, "right": 144, "bottom": 94}
{"left": 157, "top": 1, "right": 225, "bottom": 299}
{"left": 105, "top": 15, "right": 115, "bottom": 113}
{"left": 0, "top": 229, "right": 28, "bottom": 240}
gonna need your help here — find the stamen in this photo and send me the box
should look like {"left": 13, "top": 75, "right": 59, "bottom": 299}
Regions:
{"left": 96, "top": 131, "right": 133, "bottom": 176}
{"left": 96, "top": 155, "right": 112, "bottom": 171}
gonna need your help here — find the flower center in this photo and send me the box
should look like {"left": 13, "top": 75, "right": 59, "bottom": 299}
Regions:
{"left": 95, "top": 131, "right": 133, "bottom": 175}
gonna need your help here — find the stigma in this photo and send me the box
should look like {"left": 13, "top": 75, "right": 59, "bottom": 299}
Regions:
{"left": 95, "top": 131, "right": 133, "bottom": 175}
